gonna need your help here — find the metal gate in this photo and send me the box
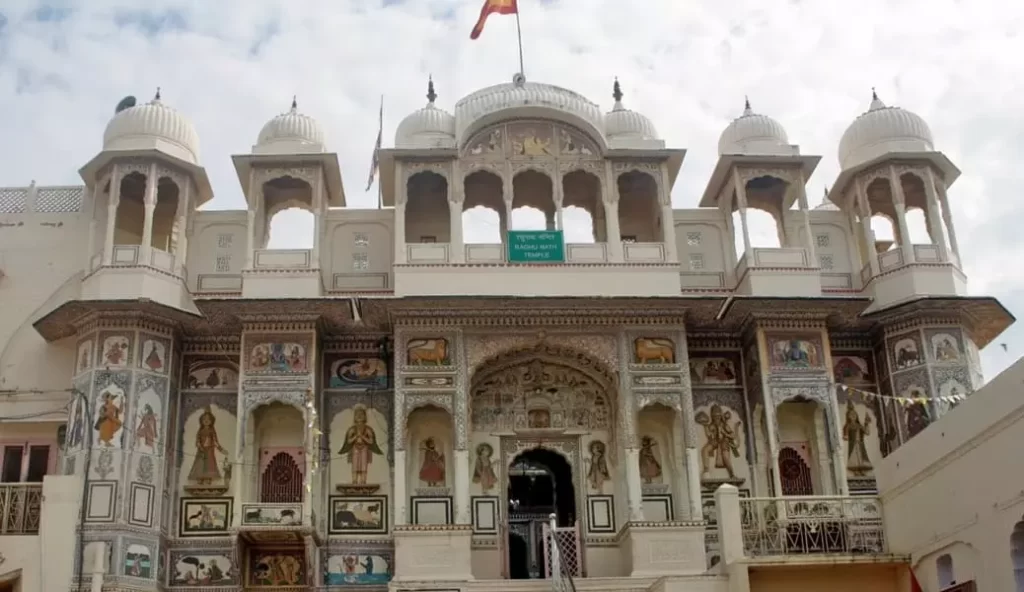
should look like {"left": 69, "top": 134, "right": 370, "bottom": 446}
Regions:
{"left": 542, "top": 516, "right": 581, "bottom": 579}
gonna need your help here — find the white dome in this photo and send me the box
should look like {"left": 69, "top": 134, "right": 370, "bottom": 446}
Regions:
{"left": 718, "top": 100, "right": 790, "bottom": 156}
{"left": 605, "top": 80, "right": 658, "bottom": 141}
{"left": 255, "top": 100, "right": 325, "bottom": 154}
{"left": 395, "top": 80, "right": 456, "bottom": 149}
{"left": 102, "top": 93, "right": 199, "bottom": 164}
{"left": 454, "top": 76, "right": 605, "bottom": 146}
{"left": 838, "top": 91, "right": 934, "bottom": 170}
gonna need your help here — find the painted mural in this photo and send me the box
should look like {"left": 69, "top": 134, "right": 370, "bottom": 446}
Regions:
{"left": 930, "top": 332, "right": 962, "bottom": 362}
{"left": 638, "top": 435, "right": 663, "bottom": 484}
{"left": 892, "top": 334, "right": 923, "bottom": 369}
{"left": 472, "top": 442, "right": 498, "bottom": 493}
{"left": 585, "top": 440, "right": 610, "bottom": 492}
{"left": 171, "top": 553, "right": 235, "bottom": 586}
{"left": 248, "top": 550, "right": 305, "bottom": 587}
{"left": 690, "top": 356, "right": 738, "bottom": 385}
{"left": 180, "top": 403, "right": 235, "bottom": 496}
{"left": 633, "top": 337, "right": 675, "bottom": 365}
{"left": 100, "top": 333, "right": 132, "bottom": 368}
{"left": 180, "top": 498, "right": 232, "bottom": 536}
{"left": 695, "top": 404, "right": 743, "bottom": 481}
{"left": 67, "top": 394, "right": 87, "bottom": 450}
{"left": 509, "top": 124, "right": 554, "bottom": 157}
{"left": 94, "top": 383, "right": 126, "bottom": 448}
{"left": 184, "top": 360, "right": 239, "bottom": 390}
{"left": 768, "top": 334, "right": 823, "bottom": 369}
{"left": 133, "top": 376, "right": 163, "bottom": 454}
{"left": 328, "top": 357, "right": 387, "bottom": 388}
{"left": 331, "top": 404, "right": 388, "bottom": 494}
{"left": 418, "top": 437, "right": 446, "bottom": 487}
{"left": 330, "top": 497, "right": 388, "bottom": 534}
{"left": 139, "top": 336, "right": 169, "bottom": 373}
{"left": 406, "top": 338, "right": 450, "bottom": 366}
{"left": 124, "top": 543, "right": 152, "bottom": 578}
{"left": 77, "top": 339, "right": 93, "bottom": 374}
{"left": 248, "top": 337, "right": 309, "bottom": 373}
{"left": 832, "top": 354, "right": 873, "bottom": 384}
{"left": 325, "top": 553, "right": 392, "bottom": 585}
{"left": 841, "top": 400, "right": 874, "bottom": 476}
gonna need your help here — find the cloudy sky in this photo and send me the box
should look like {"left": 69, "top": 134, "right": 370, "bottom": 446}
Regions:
{"left": 0, "top": 0, "right": 1021, "bottom": 378}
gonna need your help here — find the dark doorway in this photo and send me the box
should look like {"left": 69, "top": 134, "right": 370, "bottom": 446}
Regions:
{"left": 506, "top": 447, "right": 576, "bottom": 579}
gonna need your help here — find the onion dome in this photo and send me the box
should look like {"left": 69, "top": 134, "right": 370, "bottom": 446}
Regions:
{"left": 838, "top": 89, "right": 934, "bottom": 170}
{"left": 255, "top": 97, "right": 326, "bottom": 154}
{"left": 604, "top": 78, "right": 658, "bottom": 141}
{"left": 717, "top": 97, "right": 790, "bottom": 156}
{"left": 102, "top": 88, "right": 200, "bottom": 164}
{"left": 395, "top": 77, "right": 456, "bottom": 149}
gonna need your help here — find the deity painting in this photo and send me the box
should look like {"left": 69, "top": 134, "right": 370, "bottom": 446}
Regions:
{"left": 833, "top": 356, "right": 871, "bottom": 384}
{"left": 527, "top": 408, "right": 551, "bottom": 429}
{"left": 690, "top": 357, "right": 737, "bottom": 385}
{"left": 172, "top": 555, "right": 234, "bottom": 586}
{"left": 468, "top": 128, "right": 502, "bottom": 155}
{"left": 696, "top": 404, "right": 741, "bottom": 479}
{"left": 842, "top": 400, "right": 873, "bottom": 476}
{"left": 326, "top": 553, "right": 392, "bottom": 585}
{"left": 187, "top": 406, "right": 229, "bottom": 486}
{"left": 330, "top": 358, "right": 387, "bottom": 388}
{"left": 638, "top": 435, "right": 662, "bottom": 484}
{"left": 67, "top": 396, "right": 86, "bottom": 449}
{"left": 94, "top": 388, "right": 124, "bottom": 447}
{"left": 124, "top": 544, "right": 152, "bottom": 579}
{"left": 511, "top": 127, "right": 553, "bottom": 156}
{"left": 406, "top": 338, "right": 449, "bottom": 366}
{"left": 893, "top": 338, "right": 922, "bottom": 369}
{"left": 418, "top": 437, "right": 446, "bottom": 486}
{"left": 77, "top": 340, "right": 93, "bottom": 373}
{"left": 250, "top": 552, "right": 304, "bottom": 586}
{"left": 141, "top": 339, "right": 166, "bottom": 373}
{"left": 931, "top": 333, "right": 961, "bottom": 362}
{"left": 937, "top": 378, "right": 968, "bottom": 415}
{"left": 634, "top": 338, "right": 675, "bottom": 365}
{"left": 339, "top": 404, "right": 383, "bottom": 485}
{"left": 586, "top": 440, "right": 610, "bottom": 492}
{"left": 249, "top": 342, "right": 306, "bottom": 373}
{"left": 771, "top": 337, "right": 821, "bottom": 369}
{"left": 101, "top": 335, "right": 131, "bottom": 368}
{"left": 905, "top": 400, "right": 931, "bottom": 438}
{"left": 558, "top": 129, "right": 593, "bottom": 156}
{"left": 186, "top": 364, "right": 238, "bottom": 390}
{"left": 472, "top": 442, "right": 498, "bottom": 492}
{"left": 135, "top": 403, "right": 159, "bottom": 453}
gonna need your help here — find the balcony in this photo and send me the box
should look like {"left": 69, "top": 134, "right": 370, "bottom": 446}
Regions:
{"left": 734, "top": 247, "right": 822, "bottom": 297}
{"left": 0, "top": 484, "right": 42, "bottom": 535}
{"left": 738, "top": 496, "right": 886, "bottom": 557}
{"left": 861, "top": 243, "right": 967, "bottom": 310}
{"left": 242, "top": 248, "right": 322, "bottom": 298}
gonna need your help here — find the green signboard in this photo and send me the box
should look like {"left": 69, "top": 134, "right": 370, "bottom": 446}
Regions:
{"left": 507, "top": 230, "right": 565, "bottom": 263}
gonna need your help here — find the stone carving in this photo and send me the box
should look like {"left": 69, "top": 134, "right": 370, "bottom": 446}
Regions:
{"left": 406, "top": 338, "right": 450, "bottom": 366}
{"left": 633, "top": 338, "right": 675, "bottom": 365}
{"left": 696, "top": 404, "right": 741, "bottom": 479}
{"left": 638, "top": 435, "right": 662, "bottom": 484}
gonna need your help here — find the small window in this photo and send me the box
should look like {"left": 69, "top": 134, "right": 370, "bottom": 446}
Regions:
{"left": 818, "top": 254, "right": 834, "bottom": 270}
{"left": 420, "top": 236, "right": 437, "bottom": 243}
{"left": 689, "top": 253, "right": 705, "bottom": 271}
{"left": 621, "top": 235, "right": 637, "bottom": 243}
{"left": 936, "top": 553, "right": 954, "bottom": 589}
{"left": 353, "top": 232, "right": 369, "bottom": 248}
{"left": 25, "top": 446, "right": 50, "bottom": 482}
{"left": 815, "top": 233, "right": 831, "bottom": 248}
{"left": 686, "top": 232, "right": 702, "bottom": 246}
{"left": 1, "top": 446, "right": 23, "bottom": 482}
{"left": 217, "top": 233, "right": 233, "bottom": 249}
{"left": 215, "top": 255, "right": 231, "bottom": 273}
{"left": 352, "top": 252, "right": 369, "bottom": 270}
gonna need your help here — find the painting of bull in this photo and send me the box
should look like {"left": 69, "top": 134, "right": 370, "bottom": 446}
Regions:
{"left": 634, "top": 338, "right": 676, "bottom": 365}
{"left": 406, "top": 338, "right": 450, "bottom": 366}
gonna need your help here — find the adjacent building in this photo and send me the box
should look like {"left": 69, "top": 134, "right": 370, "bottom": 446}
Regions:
{"left": 0, "top": 74, "right": 1011, "bottom": 592}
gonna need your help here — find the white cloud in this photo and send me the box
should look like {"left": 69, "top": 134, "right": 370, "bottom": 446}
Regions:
{"left": 1, "top": 0, "right": 1022, "bottom": 378}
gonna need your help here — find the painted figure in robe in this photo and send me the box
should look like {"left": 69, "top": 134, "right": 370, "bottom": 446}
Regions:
{"left": 188, "top": 406, "right": 228, "bottom": 484}
{"left": 638, "top": 436, "right": 662, "bottom": 484}
{"left": 136, "top": 403, "right": 159, "bottom": 450}
{"left": 338, "top": 404, "right": 383, "bottom": 485}
{"left": 473, "top": 443, "right": 498, "bottom": 492}
{"left": 95, "top": 391, "right": 123, "bottom": 447}
{"left": 419, "top": 437, "right": 446, "bottom": 486}
{"left": 843, "top": 400, "right": 873, "bottom": 475}
{"left": 696, "top": 404, "right": 741, "bottom": 479}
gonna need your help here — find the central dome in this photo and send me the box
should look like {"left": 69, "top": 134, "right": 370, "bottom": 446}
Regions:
{"left": 255, "top": 99, "right": 326, "bottom": 154}
{"left": 838, "top": 91, "right": 934, "bottom": 170}
{"left": 718, "top": 99, "right": 791, "bottom": 156}
{"left": 454, "top": 76, "right": 605, "bottom": 147}
{"left": 103, "top": 92, "right": 200, "bottom": 164}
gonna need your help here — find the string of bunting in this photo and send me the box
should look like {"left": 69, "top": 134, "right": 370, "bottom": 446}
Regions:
{"left": 836, "top": 382, "right": 968, "bottom": 407}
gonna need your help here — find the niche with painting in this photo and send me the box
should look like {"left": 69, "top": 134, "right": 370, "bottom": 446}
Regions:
{"left": 178, "top": 399, "right": 237, "bottom": 497}
{"left": 694, "top": 396, "right": 748, "bottom": 487}
{"left": 406, "top": 406, "right": 453, "bottom": 524}
{"left": 329, "top": 400, "right": 391, "bottom": 497}
{"left": 636, "top": 404, "right": 681, "bottom": 522}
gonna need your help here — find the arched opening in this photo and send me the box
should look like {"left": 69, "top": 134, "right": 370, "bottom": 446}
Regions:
{"left": 777, "top": 446, "right": 813, "bottom": 495}
{"left": 114, "top": 172, "right": 147, "bottom": 245}
{"left": 251, "top": 402, "right": 305, "bottom": 503}
{"left": 870, "top": 214, "right": 896, "bottom": 251}
{"left": 899, "top": 173, "right": 936, "bottom": 245}
{"left": 507, "top": 447, "right": 575, "bottom": 579}
{"left": 904, "top": 208, "right": 930, "bottom": 245}
{"left": 616, "top": 171, "right": 660, "bottom": 243}
{"left": 1011, "top": 520, "right": 1024, "bottom": 591}
{"left": 151, "top": 177, "right": 180, "bottom": 252}
{"left": 936, "top": 553, "right": 955, "bottom": 589}
{"left": 463, "top": 170, "right": 504, "bottom": 245}
{"left": 732, "top": 208, "right": 782, "bottom": 256}
{"left": 511, "top": 170, "right": 554, "bottom": 231}
{"left": 775, "top": 398, "right": 831, "bottom": 495}
{"left": 263, "top": 176, "right": 314, "bottom": 249}
{"left": 637, "top": 403, "right": 682, "bottom": 522}
{"left": 406, "top": 171, "right": 450, "bottom": 244}
{"left": 562, "top": 170, "right": 603, "bottom": 243}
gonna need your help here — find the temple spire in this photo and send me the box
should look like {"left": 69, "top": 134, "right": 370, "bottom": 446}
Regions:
{"left": 154, "top": 87, "right": 161, "bottom": 101}
{"left": 743, "top": 95, "right": 752, "bottom": 115}
{"left": 427, "top": 75, "right": 437, "bottom": 104}
{"left": 612, "top": 77, "right": 623, "bottom": 103}
{"left": 291, "top": 95, "right": 298, "bottom": 110}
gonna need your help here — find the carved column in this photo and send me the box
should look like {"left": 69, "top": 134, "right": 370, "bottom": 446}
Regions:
{"left": 732, "top": 169, "right": 754, "bottom": 264}
{"left": 102, "top": 165, "right": 121, "bottom": 266}
{"left": 393, "top": 327, "right": 408, "bottom": 525}
{"left": 659, "top": 164, "right": 678, "bottom": 263}
{"left": 553, "top": 170, "right": 565, "bottom": 233}
{"left": 312, "top": 168, "right": 324, "bottom": 269}
{"left": 854, "top": 179, "right": 881, "bottom": 278}
{"left": 502, "top": 168, "right": 514, "bottom": 241}
{"left": 85, "top": 181, "right": 101, "bottom": 270}
{"left": 618, "top": 332, "right": 643, "bottom": 522}
{"left": 797, "top": 175, "right": 817, "bottom": 264}
{"left": 675, "top": 329, "right": 702, "bottom": 520}
{"left": 453, "top": 330, "right": 470, "bottom": 524}
{"left": 604, "top": 162, "right": 624, "bottom": 263}
{"left": 889, "top": 165, "right": 915, "bottom": 265}
{"left": 449, "top": 164, "right": 465, "bottom": 264}
{"left": 755, "top": 332, "right": 785, "bottom": 497}
{"left": 921, "top": 167, "right": 950, "bottom": 262}
{"left": 173, "top": 180, "right": 191, "bottom": 276}
{"left": 394, "top": 162, "right": 408, "bottom": 265}
{"left": 932, "top": 174, "right": 961, "bottom": 262}
{"left": 140, "top": 163, "right": 158, "bottom": 266}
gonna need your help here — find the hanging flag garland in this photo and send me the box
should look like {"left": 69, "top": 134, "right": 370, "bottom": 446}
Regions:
{"left": 836, "top": 382, "right": 968, "bottom": 407}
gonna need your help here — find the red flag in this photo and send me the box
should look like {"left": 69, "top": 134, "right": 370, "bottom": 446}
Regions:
{"left": 909, "top": 567, "right": 924, "bottom": 592}
{"left": 470, "top": 0, "right": 518, "bottom": 40}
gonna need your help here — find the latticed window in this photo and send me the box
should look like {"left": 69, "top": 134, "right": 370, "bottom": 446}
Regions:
{"left": 260, "top": 450, "right": 304, "bottom": 503}
{"left": 352, "top": 252, "right": 369, "bottom": 270}
{"left": 818, "top": 254, "right": 834, "bottom": 270}
{"left": 354, "top": 232, "right": 369, "bottom": 248}
{"left": 687, "top": 231, "right": 702, "bottom": 246}
{"left": 778, "top": 447, "right": 813, "bottom": 495}
{"left": 0, "top": 188, "right": 27, "bottom": 214}
{"left": 217, "top": 233, "right": 233, "bottom": 249}
{"left": 815, "top": 233, "right": 831, "bottom": 248}
{"left": 689, "top": 253, "right": 705, "bottom": 270}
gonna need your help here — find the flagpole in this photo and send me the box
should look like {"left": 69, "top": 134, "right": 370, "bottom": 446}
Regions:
{"left": 377, "top": 94, "right": 384, "bottom": 209}
{"left": 514, "top": 6, "right": 525, "bottom": 77}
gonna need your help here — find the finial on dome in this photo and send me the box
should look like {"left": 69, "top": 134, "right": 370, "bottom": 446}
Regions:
{"left": 612, "top": 78, "right": 623, "bottom": 103}
{"left": 154, "top": 87, "right": 161, "bottom": 101}
{"left": 869, "top": 87, "right": 886, "bottom": 111}
{"left": 427, "top": 75, "right": 437, "bottom": 104}
{"left": 291, "top": 95, "right": 298, "bottom": 110}
{"left": 871, "top": 87, "right": 878, "bottom": 101}
{"left": 743, "top": 95, "right": 752, "bottom": 116}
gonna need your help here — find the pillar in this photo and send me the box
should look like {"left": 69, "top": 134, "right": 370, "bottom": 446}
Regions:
{"left": 675, "top": 329, "right": 702, "bottom": 520}
{"left": 732, "top": 170, "right": 754, "bottom": 264}
{"left": 620, "top": 334, "right": 644, "bottom": 521}
{"left": 393, "top": 449, "right": 408, "bottom": 525}
{"left": 312, "top": 170, "right": 324, "bottom": 269}
{"left": 453, "top": 450, "right": 470, "bottom": 524}
{"left": 140, "top": 163, "right": 158, "bottom": 266}
{"left": 922, "top": 167, "right": 951, "bottom": 262}
{"left": 932, "top": 173, "right": 961, "bottom": 261}
{"left": 855, "top": 178, "right": 881, "bottom": 277}
{"left": 659, "top": 164, "right": 678, "bottom": 263}
{"left": 889, "top": 165, "right": 915, "bottom": 265}
{"left": 85, "top": 183, "right": 100, "bottom": 270}
{"left": 625, "top": 448, "right": 644, "bottom": 521}
{"left": 449, "top": 168, "right": 465, "bottom": 264}
{"left": 797, "top": 176, "right": 817, "bottom": 264}
{"left": 553, "top": 172, "right": 565, "bottom": 233}
{"left": 173, "top": 181, "right": 191, "bottom": 275}
{"left": 102, "top": 165, "right": 121, "bottom": 266}
{"left": 759, "top": 389, "right": 784, "bottom": 497}
{"left": 453, "top": 330, "right": 470, "bottom": 523}
{"left": 604, "top": 162, "right": 623, "bottom": 262}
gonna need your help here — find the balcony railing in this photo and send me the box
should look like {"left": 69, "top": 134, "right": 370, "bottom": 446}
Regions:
{"left": 739, "top": 495, "right": 886, "bottom": 557}
{"left": 0, "top": 484, "right": 43, "bottom": 535}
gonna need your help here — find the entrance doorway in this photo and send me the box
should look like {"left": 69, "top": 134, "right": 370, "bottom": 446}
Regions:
{"left": 506, "top": 447, "right": 576, "bottom": 579}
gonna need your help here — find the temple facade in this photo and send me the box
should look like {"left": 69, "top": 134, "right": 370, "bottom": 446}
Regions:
{"left": 0, "top": 75, "right": 1011, "bottom": 592}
